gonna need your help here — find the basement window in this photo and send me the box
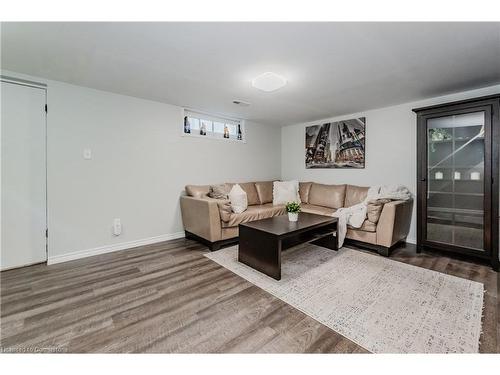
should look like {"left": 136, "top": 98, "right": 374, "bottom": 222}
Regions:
{"left": 183, "top": 110, "right": 245, "bottom": 142}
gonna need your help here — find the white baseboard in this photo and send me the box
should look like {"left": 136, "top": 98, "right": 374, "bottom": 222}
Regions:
{"left": 47, "top": 232, "right": 185, "bottom": 265}
{"left": 47, "top": 231, "right": 416, "bottom": 265}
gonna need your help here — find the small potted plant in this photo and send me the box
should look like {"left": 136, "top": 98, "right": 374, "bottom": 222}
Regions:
{"left": 285, "top": 201, "right": 301, "bottom": 222}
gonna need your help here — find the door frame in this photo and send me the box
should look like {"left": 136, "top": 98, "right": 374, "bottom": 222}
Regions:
{"left": 1, "top": 75, "right": 48, "bottom": 268}
{"left": 414, "top": 95, "right": 500, "bottom": 268}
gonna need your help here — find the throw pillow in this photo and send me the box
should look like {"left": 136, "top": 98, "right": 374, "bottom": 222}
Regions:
{"left": 366, "top": 199, "right": 391, "bottom": 223}
{"left": 228, "top": 184, "right": 248, "bottom": 214}
{"left": 273, "top": 180, "right": 301, "bottom": 205}
{"left": 217, "top": 200, "right": 232, "bottom": 222}
{"left": 208, "top": 184, "right": 229, "bottom": 199}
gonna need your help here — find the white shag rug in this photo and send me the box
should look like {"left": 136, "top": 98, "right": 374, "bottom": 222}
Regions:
{"left": 205, "top": 244, "right": 484, "bottom": 353}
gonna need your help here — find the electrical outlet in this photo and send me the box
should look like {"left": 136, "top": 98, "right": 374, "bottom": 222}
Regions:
{"left": 83, "top": 148, "right": 92, "bottom": 160}
{"left": 113, "top": 218, "right": 122, "bottom": 236}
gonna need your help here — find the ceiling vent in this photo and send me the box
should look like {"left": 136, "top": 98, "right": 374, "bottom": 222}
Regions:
{"left": 232, "top": 100, "right": 251, "bottom": 107}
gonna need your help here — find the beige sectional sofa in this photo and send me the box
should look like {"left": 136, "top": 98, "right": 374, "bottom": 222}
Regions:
{"left": 180, "top": 181, "right": 413, "bottom": 256}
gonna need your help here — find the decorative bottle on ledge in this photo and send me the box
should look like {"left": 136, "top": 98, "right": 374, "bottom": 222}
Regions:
{"left": 183, "top": 116, "right": 191, "bottom": 133}
{"left": 237, "top": 124, "right": 242, "bottom": 140}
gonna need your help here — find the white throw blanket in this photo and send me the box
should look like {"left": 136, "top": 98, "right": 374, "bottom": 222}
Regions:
{"left": 332, "top": 185, "right": 412, "bottom": 247}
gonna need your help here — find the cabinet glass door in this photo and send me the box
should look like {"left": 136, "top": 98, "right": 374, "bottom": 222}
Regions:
{"left": 426, "top": 111, "right": 485, "bottom": 251}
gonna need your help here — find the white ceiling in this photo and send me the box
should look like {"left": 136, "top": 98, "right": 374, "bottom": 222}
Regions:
{"left": 1, "top": 22, "right": 499, "bottom": 126}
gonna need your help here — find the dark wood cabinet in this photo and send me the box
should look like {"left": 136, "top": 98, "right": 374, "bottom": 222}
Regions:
{"left": 413, "top": 94, "right": 499, "bottom": 270}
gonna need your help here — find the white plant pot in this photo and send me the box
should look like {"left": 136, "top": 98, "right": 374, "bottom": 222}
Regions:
{"left": 288, "top": 212, "right": 299, "bottom": 222}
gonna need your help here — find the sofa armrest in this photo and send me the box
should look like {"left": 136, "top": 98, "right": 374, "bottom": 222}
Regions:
{"left": 180, "top": 196, "right": 223, "bottom": 242}
{"left": 376, "top": 199, "right": 413, "bottom": 247}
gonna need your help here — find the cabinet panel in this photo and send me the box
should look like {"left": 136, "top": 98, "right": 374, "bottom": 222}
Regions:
{"left": 426, "top": 111, "right": 485, "bottom": 250}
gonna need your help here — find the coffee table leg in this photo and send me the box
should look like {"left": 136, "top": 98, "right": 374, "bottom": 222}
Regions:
{"left": 334, "top": 224, "right": 338, "bottom": 249}
{"left": 238, "top": 225, "right": 281, "bottom": 280}
{"left": 310, "top": 223, "right": 338, "bottom": 251}
{"left": 333, "top": 221, "right": 338, "bottom": 249}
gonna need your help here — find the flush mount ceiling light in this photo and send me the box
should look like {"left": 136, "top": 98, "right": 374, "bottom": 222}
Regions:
{"left": 251, "top": 72, "right": 287, "bottom": 92}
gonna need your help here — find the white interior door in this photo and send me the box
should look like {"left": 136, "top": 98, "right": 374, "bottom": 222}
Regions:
{"left": 1, "top": 80, "right": 47, "bottom": 270}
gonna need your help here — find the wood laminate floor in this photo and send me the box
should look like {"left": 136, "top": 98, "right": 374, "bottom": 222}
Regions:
{"left": 1, "top": 238, "right": 498, "bottom": 353}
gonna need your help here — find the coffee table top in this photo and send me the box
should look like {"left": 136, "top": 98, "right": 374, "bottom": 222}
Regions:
{"left": 239, "top": 212, "right": 337, "bottom": 237}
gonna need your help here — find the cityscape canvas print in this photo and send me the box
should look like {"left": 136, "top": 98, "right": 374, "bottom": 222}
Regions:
{"left": 305, "top": 117, "right": 366, "bottom": 168}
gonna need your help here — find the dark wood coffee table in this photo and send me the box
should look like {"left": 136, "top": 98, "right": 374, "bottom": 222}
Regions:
{"left": 238, "top": 212, "right": 338, "bottom": 280}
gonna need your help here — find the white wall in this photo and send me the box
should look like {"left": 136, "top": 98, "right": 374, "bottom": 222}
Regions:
{"left": 281, "top": 84, "right": 500, "bottom": 243}
{"left": 1, "top": 71, "right": 281, "bottom": 263}
{"left": 2, "top": 68, "right": 498, "bottom": 263}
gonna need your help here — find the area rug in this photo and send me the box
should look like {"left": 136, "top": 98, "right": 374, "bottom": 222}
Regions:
{"left": 204, "top": 244, "right": 484, "bottom": 353}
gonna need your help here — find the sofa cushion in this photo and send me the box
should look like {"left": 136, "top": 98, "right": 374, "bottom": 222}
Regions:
{"left": 308, "top": 183, "right": 346, "bottom": 209}
{"left": 366, "top": 199, "right": 391, "bottom": 223}
{"left": 222, "top": 203, "right": 286, "bottom": 227}
{"left": 257, "top": 203, "right": 287, "bottom": 219}
{"left": 300, "top": 203, "right": 336, "bottom": 216}
{"left": 299, "top": 182, "right": 312, "bottom": 203}
{"left": 255, "top": 181, "right": 274, "bottom": 204}
{"left": 344, "top": 185, "right": 369, "bottom": 207}
{"left": 224, "top": 206, "right": 260, "bottom": 227}
{"left": 346, "top": 227, "right": 377, "bottom": 244}
{"left": 185, "top": 185, "right": 210, "bottom": 198}
{"left": 239, "top": 182, "right": 260, "bottom": 206}
{"left": 208, "top": 184, "right": 229, "bottom": 199}
{"left": 221, "top": 226, "right": 238, "bottom": 240}
{"left": 347, "top": 220, "right": 377, "bottom": 232}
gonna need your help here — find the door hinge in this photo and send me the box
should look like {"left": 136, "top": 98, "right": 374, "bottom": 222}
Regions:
{"left": 45, "top": 228, "right": 48, "bottom": 238}
{"left": 44, "top": 104, "right": 47, "bottom": 113}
